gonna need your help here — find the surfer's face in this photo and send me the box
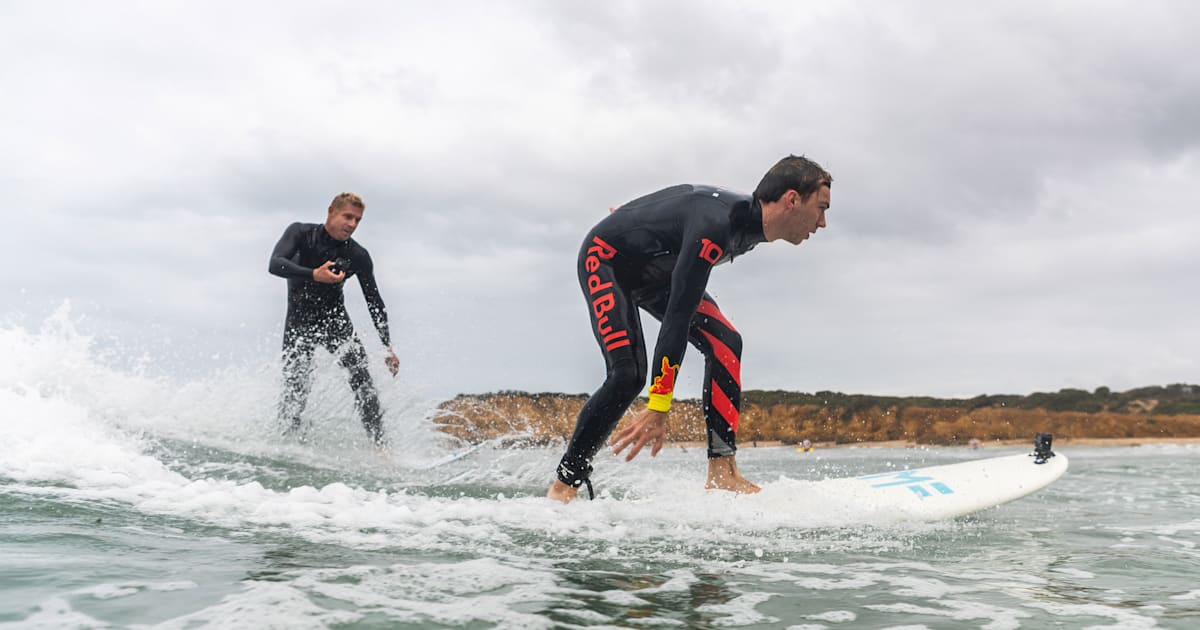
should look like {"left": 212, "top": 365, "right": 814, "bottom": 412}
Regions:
{"left": 778, "top": 185, "right": 830, "bottom": 245}
{"left": 325, "top": 204, "right": 363, "bottom": 241}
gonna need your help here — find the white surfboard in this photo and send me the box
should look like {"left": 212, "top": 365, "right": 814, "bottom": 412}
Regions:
{"left": 813, "top": 450, "right": 1068, "bottom": 521}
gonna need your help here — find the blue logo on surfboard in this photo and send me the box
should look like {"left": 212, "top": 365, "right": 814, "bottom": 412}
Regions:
{"left": 859, "top": 469, "right": 954, "bottom": 498}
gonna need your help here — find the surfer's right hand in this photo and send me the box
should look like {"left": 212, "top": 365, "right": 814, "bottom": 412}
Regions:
{"left": 611, "top": 408, "right": 668, "bottom": 461}
{"left": 384, "top": 348, "right": 399, "bottom": 377}
{"left": 312, "top": 261, "right": 345, "bottom": 284}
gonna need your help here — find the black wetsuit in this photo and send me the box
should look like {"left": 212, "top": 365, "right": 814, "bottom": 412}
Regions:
{"left": 268, "top": 222, "right": 391, "bottom": 444}
{"left": 557, "top": 184, "right": 766, "bottom": 488}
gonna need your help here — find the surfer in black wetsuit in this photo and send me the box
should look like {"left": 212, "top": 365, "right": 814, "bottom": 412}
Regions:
{"left": 268, "top": 192, "right": 399, "bottom": 446}
{"left": 548, "top": 155, "right": 833, "bottom": 503}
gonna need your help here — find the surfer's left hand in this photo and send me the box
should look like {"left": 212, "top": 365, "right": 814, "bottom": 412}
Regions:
{"left": 611, "top": 408, "right": 668, "bottom": 461}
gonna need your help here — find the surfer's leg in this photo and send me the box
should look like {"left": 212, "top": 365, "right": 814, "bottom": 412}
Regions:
{"left": 638, "top": 292, "right": 742, "bottom": 458}
{"left": 562, "top": 336, "right": 646, "bottom": 464}
{"left": 335, "top": 335, "right": 385, "bottom": 447}
{"left": 551, "top": 239, "right": 646, "bottom": 501}
{"left": 687, "top": 294, "right": 742, "bottom": 459}
{"left": 687, "top": 295, "right": 759, "bottom": 494}
{"left": 279, "top": 326, "right": 316, "bottom": 435}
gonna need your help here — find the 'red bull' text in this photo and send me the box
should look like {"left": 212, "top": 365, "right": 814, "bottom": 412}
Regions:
{"left": 585, "top": 236, "right": 630, "bottom": 351}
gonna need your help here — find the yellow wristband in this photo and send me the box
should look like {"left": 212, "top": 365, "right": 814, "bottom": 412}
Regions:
{"left": 647, "top": 392, "right": 673, "bottom": 412}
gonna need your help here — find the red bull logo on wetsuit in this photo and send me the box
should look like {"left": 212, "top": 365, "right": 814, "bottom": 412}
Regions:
{"left": 649, "top": 356, "right": 679, "bottom": 395}
{"left": 647, "top": 356, "right": 680, "bottom": 412}
{"left": 585, "top": 236, "right": 629, "bottom": 352}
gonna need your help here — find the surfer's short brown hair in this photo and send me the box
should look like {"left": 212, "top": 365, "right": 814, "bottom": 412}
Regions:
{"left": 753, "top": 155, "right": 832, "bottom": 204}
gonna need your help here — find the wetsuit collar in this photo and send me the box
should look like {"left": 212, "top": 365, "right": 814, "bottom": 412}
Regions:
{"left": 319, "top": 225, "right": 349, "bottom": 245}
{"left": 734, "top": 199, "right": 766, "bottom": 248}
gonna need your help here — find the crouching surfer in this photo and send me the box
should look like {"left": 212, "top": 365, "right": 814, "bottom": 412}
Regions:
{"left": 548, "top": 155, "right": 834, "bottom": 503}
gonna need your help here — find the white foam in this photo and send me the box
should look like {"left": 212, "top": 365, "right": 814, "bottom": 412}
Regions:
{"left": 194, "top": 558, "right": 564, "bottom": 629}
{"left": 74, "top": 584, "right": 139, "bottom": 600}
{"left": 1050, "top": 567, "right": 1097, "bottom": 579}
{"left": 4, "top": 379, "right": 916, "bottom": 564}
{"left": 865, "top": 600, "right": 1029, "bottom": 629}
{"left": 151, "top": 580, "right": 362, "bottom": 630}
{"left": 0, "top": 597, "right": 108, "bottom": 630}
{"left": 0, "top": 311, "right": 995, "bottom": 630}
{"left": 694, "top": 591, "right": 778, "bottom": 626}
{"left": 806, "top": 609, "right": 857, "bottom": 622}
{"left": 633, "top": 569, "right": 697, "bottom": 594}
{"left": 0, "top": 307, "right": 457, "bottom": 475}
{"left": 1022, "top": 600, "right": 1158, "bottom": 628}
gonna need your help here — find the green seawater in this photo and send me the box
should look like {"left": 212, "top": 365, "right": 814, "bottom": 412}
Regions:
{"left": 2, "top": 438, "right": 1198, "bottom": 629}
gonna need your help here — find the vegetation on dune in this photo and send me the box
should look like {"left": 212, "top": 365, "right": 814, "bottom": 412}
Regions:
{"left": 742, "top": 383, "right": 1200, "bottom": 415}
{"left": 434, "top": 384, "right": 1200, "bottom": 446}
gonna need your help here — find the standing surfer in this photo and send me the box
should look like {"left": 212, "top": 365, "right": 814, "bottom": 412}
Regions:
{"left": 268, "top": 192, "right": 399, "bottom": 445}
{"left": 549, "top": 155, "right": 833, "bottom": 503}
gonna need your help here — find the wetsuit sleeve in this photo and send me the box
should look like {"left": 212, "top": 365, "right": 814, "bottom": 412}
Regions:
{"left": 355, "top": 250, "right": 392, "bottom": 347}
{"left": 645, "top": 218, "right": 728, "bottom": 412}
{"left": 268, "top": 223, "right": 312, "bottom": 280}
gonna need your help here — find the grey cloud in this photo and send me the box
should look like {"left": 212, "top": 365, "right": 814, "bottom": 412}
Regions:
{"left": 538, "top": 1, "right": 782, "bottom": 110}
{"left": 2, "top": 1, "right": 1197, "bottom": 399}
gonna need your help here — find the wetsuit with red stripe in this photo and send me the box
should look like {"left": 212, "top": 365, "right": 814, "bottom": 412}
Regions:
{"left": 557, "top": 184, "right": 765, "bottom": 488}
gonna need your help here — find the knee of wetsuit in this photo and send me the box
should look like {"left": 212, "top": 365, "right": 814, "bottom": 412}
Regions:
{"left": 341, "top": 350, "right": 371, "bottom": 373}
{"left": 606, "top": 360, "right": 647, "bottom": 401}
{"left": 725, "top": 330, "right": 744, "bottom": 357}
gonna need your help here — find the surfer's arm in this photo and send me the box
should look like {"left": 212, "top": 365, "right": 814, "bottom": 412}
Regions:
{"left": 360, "top": 264, "right": 399, "bottom": 376}
{"left": 355, "top": 252, "right": 393, "bottom": 348}
{"left": 645, "top": 222, "right": 724, "bottom": 412}
{"left": 268, "top": 223, "right": 313, "bottom": 280}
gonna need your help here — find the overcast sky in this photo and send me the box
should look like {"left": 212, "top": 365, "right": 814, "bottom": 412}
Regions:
{"left": 3, "top": 1, "right": 1198, "bottom": 401}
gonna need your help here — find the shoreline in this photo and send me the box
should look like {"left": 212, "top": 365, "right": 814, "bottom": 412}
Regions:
{"left": 670, "top": 437, "right": 1200, "bottom": 450}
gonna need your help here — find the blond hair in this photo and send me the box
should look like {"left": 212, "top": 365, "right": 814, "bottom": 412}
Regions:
{"left": 330, "top": 192, "right": 365, "bottom": 211}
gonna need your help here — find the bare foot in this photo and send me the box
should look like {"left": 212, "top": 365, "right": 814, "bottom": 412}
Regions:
{"left": 546, "top": 480, "right": 579, "bottom": 504}
{"left": 705, "top": 456, "right": 761, "bottom": 494}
